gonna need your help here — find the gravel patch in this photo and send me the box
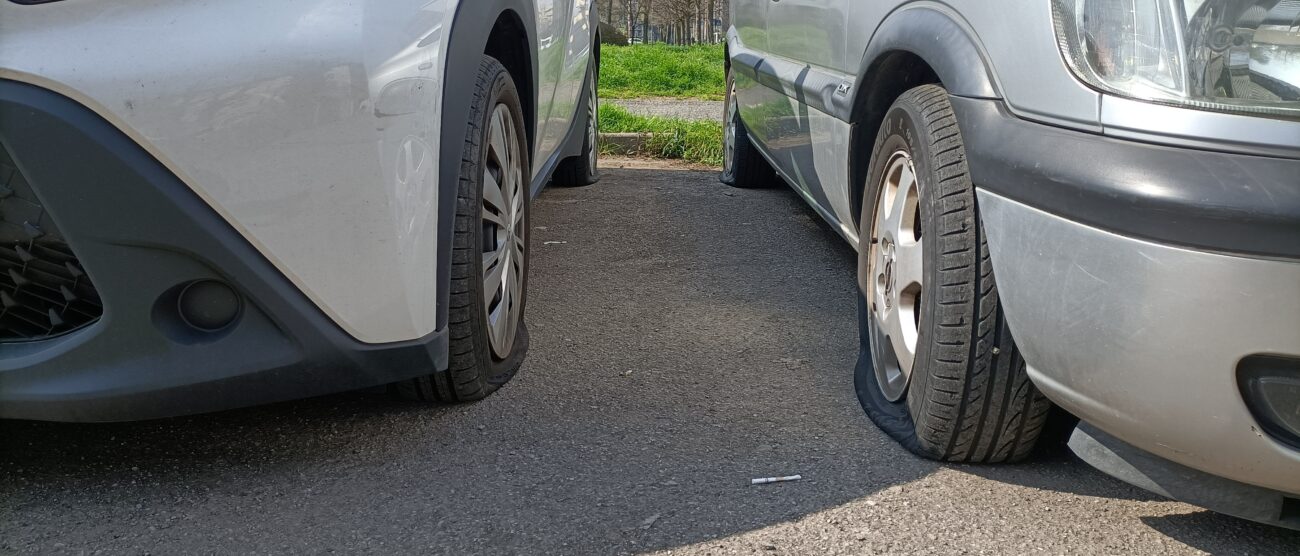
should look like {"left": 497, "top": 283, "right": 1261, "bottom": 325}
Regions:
{"left": 610, "top": 98, "right": 723, "bottom": 121}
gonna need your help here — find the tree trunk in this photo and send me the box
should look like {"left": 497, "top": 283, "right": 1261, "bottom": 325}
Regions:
{"left": 696, "top": 3, "right": 703, "bottom": 44}
{"left": 642, "top": 0, "right": 651, "bottom": 43}
{"left": 708, "top": 0, "right": 714, "bottom": 43}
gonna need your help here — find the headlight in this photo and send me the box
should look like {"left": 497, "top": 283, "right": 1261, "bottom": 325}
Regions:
{"left": 1052, "top": 0, "right": 1300, "bottom": 120}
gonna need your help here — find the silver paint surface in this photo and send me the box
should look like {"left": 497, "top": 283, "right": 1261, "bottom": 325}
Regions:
{"left": 734, "top": 0, "right": 1299, "bottom": 158}
{"left": 843, "top": 0, "right": 1103, "bottom": 127}
{"left": 1101, "top": 95, "right": 1300, "bottom": 157}
{"left": 1, "top": 0, "right": 593, "bottom": 343}
{"left": 978, "top": 190, "right": 1300, "bottom": 495}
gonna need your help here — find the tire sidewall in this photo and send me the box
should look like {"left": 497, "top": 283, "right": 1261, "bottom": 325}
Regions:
{"left": 854, "top": 99, "right": 942, "bottom": 458}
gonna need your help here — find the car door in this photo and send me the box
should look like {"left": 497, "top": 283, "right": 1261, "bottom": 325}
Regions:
{"left": 730, "top": 0, "right": 775, "bottom": 156}
{"left": 534, "top": 0, "right": 594, "bottom": 182}
{"left": 753, "top": 0, "right": 858, "bottom": 240}
{"left": 533, "top": 0, "right": 568, "bottom": 176}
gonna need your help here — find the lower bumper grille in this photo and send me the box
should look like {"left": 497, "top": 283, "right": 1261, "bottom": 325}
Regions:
{"left": 0, "top": 142, "right": 102, "bottom": 341}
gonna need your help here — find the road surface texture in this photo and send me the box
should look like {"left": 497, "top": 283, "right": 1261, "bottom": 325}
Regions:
{"left": 609, "top": 99, "right": 722, "bottom": 121}
{"left": 3, "top": 160, "right": 1298, "bottom": 554}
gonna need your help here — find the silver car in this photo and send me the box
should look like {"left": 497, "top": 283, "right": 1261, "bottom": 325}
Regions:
{"left": 724, "top": 0, "right": 1300, "bottom": 529}
{"left": 0, "top": 0, "right": 600, "bottom": 420}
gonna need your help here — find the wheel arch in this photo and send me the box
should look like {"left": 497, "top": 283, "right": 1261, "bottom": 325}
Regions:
{"left": 482, "top": 7, "right": 540, "bottom": 156}
{"left": 846, "top": 5, "right": 1001, "bottom": 230}
{"left": 437, "top": 0, "right": 538, "bottom": 331}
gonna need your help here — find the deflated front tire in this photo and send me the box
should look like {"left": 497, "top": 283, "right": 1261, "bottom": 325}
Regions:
{"left": 395, "top": 55, "right": 530, "bottom": 403}
{"left": 854, "top": 85, "right": 1054, "bottom": 463}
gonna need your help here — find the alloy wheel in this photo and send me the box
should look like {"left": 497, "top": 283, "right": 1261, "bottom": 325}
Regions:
{"left": 868, "top": 150, "right": 924, "bottom": 402}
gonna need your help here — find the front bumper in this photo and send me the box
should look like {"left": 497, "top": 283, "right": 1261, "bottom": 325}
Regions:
{"left": 0, "top": 80, "right": 447, "bottom": 422}
{"left": 978, "top": 190, "right": 1300, "bottom": 496}
{"left": 954, "top": 98, "right": 1300, "bottom": 513}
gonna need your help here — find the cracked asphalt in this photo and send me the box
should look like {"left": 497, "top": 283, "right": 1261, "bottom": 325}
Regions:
{"left": 2, "top": 159, "right": 1298, "bottom": 554}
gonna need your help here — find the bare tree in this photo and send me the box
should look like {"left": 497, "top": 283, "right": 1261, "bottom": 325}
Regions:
{"left": 610, "top": 0, "right": 727, "bottom": 44}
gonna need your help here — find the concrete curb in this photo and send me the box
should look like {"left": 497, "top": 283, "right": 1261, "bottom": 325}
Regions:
{"left": 598, "top": 132, "right": 651, "bottom": 155}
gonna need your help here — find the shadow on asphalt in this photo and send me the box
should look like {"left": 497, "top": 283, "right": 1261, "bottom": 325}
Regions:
{"left": 960, "top": 445, "right": 1161, "bottom": 503}
{"left": 2, "top": 167, "right": 1297, "bottom": 554}
{"left": 1140, "top": 511, "right": 1300, "bottom": 555}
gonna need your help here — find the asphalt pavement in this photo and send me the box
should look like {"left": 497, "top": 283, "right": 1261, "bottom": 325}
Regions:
{"left": 3, "top": 159, "right": 1298, "bottom": 554}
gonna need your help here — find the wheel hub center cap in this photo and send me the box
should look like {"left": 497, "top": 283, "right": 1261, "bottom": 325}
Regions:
{"left": 880, "top": 237, "right": 896, "bottom": 309}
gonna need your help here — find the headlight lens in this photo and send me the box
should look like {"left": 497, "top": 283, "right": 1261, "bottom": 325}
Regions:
{"left": 1052, "top": 0, "right": 1300, "bottom": 120}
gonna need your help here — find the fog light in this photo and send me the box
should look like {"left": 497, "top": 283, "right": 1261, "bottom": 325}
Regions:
{"left": 177, "top": 280, "right": 241, "bottom": 331}
{"left": 1239, "top": 355, "right": 1300, "bottom": 450}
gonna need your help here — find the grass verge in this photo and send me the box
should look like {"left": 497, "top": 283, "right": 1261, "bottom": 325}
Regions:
{"left": 598, "top": 104, "right": 723, "bottom": 166}
{"left": 599, "top": 43, "right": 725, "bottom": 100}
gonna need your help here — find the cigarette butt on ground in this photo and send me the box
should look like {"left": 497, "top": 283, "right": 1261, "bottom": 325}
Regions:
{"left": 750, "top": 475, "right": 802, "bottom": 485}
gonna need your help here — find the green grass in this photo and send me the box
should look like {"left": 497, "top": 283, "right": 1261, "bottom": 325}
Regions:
{"left": 594, "top": 43, "right": 726, "bottom": 165}
{"left": 598, "top": 104, "right": 723, "bottom": 166}
{"left": 599, "top": 43, "right": 726, "bottom": 101}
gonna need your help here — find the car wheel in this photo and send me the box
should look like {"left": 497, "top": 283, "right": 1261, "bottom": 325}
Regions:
{"left": 853, "top": 84, "right": 1053, "bottom": 463}
{"left": 553, "top": 58, "right": 600, "bottom": 187}
{"left": 720, "top": 69, "right": 778, "bottom": 188}
{"left": 396, "top": 55, "right": 530, "bottom": 403}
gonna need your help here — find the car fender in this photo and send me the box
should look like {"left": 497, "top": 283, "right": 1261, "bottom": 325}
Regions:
{"left": 842, "top": 3, "right": 1002, "bottom": 233}
{"left": 849, "top": 3, "right": 1001, "bottom": 119}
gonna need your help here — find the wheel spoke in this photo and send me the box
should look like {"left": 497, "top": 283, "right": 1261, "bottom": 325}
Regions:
{"left": 482, "top": 205, "right": 508, "bottom": 229}
{"left": 511, "top": 175, "right": 525, "bottom": 222}
{"left": 503, "top": 114, "right": 517, "bottom": 168}
{"left": 893, "top": 165, "right": 917, "bottom": 238}
{"left": 500, "top": 254, "right": 513, "bottom": 310}
{"left": 883, "top": 306, "right": 915, "bottom": 377}
{"left": 893, "top": 237, "right": 924, "bottom": 291}
{"left": 489, "top": 111, "right": 509, "bottom": 167}
{"left": 483, "top": 249, "right": 505, "bottom": 306}
{"left": 501, "top": 119, "right": 512, "bottom": 171}
{"left": 512, "top": 232, "right": 526, "bottom": 261}
{"left": 509, "top": 135, "right": 525, "bottom": 202}
{"left": 876, "top": 183, "right": 893, "bottom": 236}
{"left": 483, "top": 170, "right": 506, "bottom": 215}
{"left": 490, "top": 283, "right": 510, "bottom": 348}
{"left": 482, "top": 243, "right": 502, "bottom": 272}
